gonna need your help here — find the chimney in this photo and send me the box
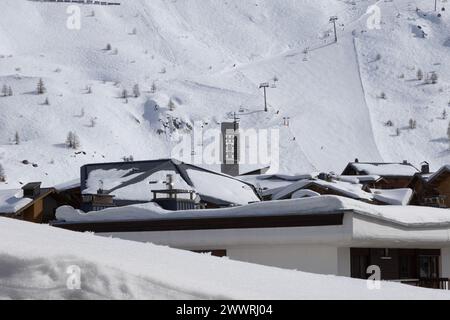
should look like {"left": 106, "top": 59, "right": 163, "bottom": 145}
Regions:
{"left": 22, "top": 182, "right": 41, "bottom": 199}
{"left": 421, "top": 161, "right": 430, "bottom": 174}
{"left": 166, "top": 174, "right": 174, "bottom": 190}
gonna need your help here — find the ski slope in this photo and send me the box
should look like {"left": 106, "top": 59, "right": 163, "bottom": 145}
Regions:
{"left": 0, "top": 0, "right": 448, "bottom": 188}
{"left": 2, "top": 216, "right": 450, "bottom": 300}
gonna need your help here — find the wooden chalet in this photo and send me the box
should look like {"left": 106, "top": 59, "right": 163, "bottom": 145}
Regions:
{"left": 409, "top": 164, "right": 450, "bottom": 208}
{"left": 0, "top": 181, "right": 82, "bottom": 224}
{"left": 341, "top": 159, "right": 420, "bottom": 189}
{"left": 13, "top": 183, "right": 57, "bottom": 223}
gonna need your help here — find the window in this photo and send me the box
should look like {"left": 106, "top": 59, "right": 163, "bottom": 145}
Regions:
{"left": 419, "top": 256, "right": 439, "bottom": 279}
{"left": 399, "top": 255, "right": 415, "bottom": 279}
{"left": 351, "top": 254, "right": 370, "bottom": 279}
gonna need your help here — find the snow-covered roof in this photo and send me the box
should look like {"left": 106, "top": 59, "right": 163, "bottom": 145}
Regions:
{"left": 339, "top": 175, "right": 382, "bottom": 183}
{"left": 345, "top": 163, "right": 419, "bottom": 177}
{"left": 272, "top": 178, "right": 373, "bottom": 201}
{"left": 427, "top": 165, "right": 450, "bottom": 184}
{"left": 239, "top": 173, "right": 317, "bottom": 194}
{"left": 371, "top": 188, "right": 413, "bottom": 206}
{"left": 186, "top": 169, "right": 259, "bottom": 205}
{"left": 55, "top": 195, "right": 450, "bottom": 228}
{"left": 53, "top": 179, "right": 80, "bottom": 192}
{"left": 0, "top": 189, "right": 32, "bottom": 214}
{"left": 271, "top": 177, "right": 413, "bottom": 205}
{"left": 81, "top": 159, "right": 260, "bottom": 206}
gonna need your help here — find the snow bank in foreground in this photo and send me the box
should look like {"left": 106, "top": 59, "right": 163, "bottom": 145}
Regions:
{"left": 56, "top": 195, "right": 450, "bottom": 228}
{"left": 1, "top": 217, "right": 450, "bottom": 300}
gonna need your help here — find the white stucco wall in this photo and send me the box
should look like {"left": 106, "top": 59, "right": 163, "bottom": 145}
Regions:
{"left": 226, "top": 244, "right": 340, "bottom": 275}
{"left": 337, "top": 247, "right": 351, "bottom": 277}
{"left": 441, "top": 248, "right": 450, "bottom": 278}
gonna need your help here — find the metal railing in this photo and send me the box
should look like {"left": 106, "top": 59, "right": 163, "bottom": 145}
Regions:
{"left": 395, "top": 278, "right": 450, "bottom": 290}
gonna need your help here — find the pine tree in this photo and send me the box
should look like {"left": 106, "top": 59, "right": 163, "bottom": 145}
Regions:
{"left": 431, "top": 72, "right": 438, "bottom": 84}
{"left": 37, "top": 78, "right": 46, "bottom": 94}
{"left": 66, "top": 131, "right": 74, "bottom": 148}
{"left": 168, "top": 99, "right": 176, "bottom": 111}
{"left": 66, "top": 131, "right": 81, "bottom": 149}
{"left": 417, "top": 69, "right": 423, "bottom": 81}
{"left": 44, "top": 97, "right": 50, "bottom": 105}
{"left": 121, "top": 89, "right": 128, "bottom": 99}
{"left": 7, "top": 86, "right": 12, "bottom": 96}
{"left": 106, "top": 43, "right": 112, "bottom": 51}
{"left": 133, "top": 84, "right": 140, "bottom": 98}
{"left": 0, "top": 163, "right": 5, "bottom": 182}
{"left": 448, "top": 122, "right": 450, "bottom": 149}
{"left": 1, "top": 84, "right": 7, "bottom": 97}
{"left": 14, "top": 131, "right": 20, "bottom": 145}
{"left": 73, "top": 133, "right": 80, "bottom": 149}
{"left": 150, "top": 82, "right": 156, "bottom": 93}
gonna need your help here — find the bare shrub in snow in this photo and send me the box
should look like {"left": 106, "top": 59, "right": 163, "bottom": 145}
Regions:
{"left": 90, "top": 117, "right": 97, "bottom": 128}
{"left": 409, "top": 119, "right": 417, "bottom": 129}
{"left": 442, "top": 109, "right": 448, "bottom": 120}
{"left": 385, "top": 120, "right": 394, "bottom": 127}
{"left": 36, "top": 78, "right": 46, "bottom": 95}
{"left": 86, "top": 86, "right": 92, "bottom": 94}
{"left": 66, "top": 131, "right": 81, "bottom": 149}
{"left": 379, "top": 92, "right": 387, "bottom": 100}
{"left": 7, "top": 86, "right": 12, "bottom": 96}
{"left": 121, "top": 89, "right": 128, "bottom": 99}
{"left": 43, "top": 97, "right": 50, "bottom": 105}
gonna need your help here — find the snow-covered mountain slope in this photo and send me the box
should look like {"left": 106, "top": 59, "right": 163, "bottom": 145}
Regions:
{"left": 2, "top": 217, "right": 450, "bottom": 300}
{"left": 0, "top": 0, "right": 448, "bottom": 188}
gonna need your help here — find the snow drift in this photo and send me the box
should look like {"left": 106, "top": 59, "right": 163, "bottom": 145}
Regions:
{"left": 1, "top": 217, "right": 450, "bottom": 300}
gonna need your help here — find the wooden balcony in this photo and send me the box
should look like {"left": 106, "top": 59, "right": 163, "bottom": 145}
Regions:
{"left": 393, "top": 278, "right": 450, "bottom": 290}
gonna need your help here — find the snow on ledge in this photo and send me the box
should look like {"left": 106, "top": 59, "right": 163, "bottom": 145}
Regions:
{"left": 56, "top": 195, "right": 450, "bottom": 228}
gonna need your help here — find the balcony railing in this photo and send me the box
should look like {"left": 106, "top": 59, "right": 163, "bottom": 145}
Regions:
{"left": 394, "top": 278, "right": 450, "bottom": 290}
